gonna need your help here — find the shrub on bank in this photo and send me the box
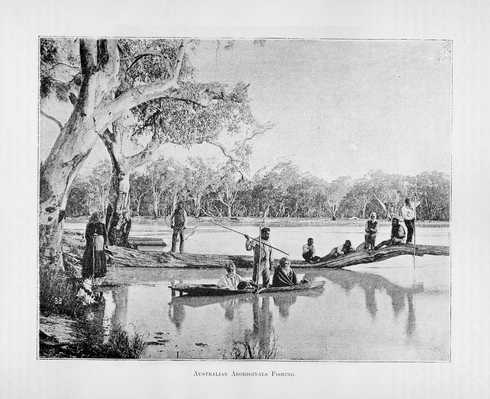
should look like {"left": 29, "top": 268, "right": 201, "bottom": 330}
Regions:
{"left": 225, "top": 330, "right": 278, "bottom": 359}
{"left": 39, "top": 267, "right": 84, "bottom": 318}
{"left": 40, "top": 322, "right": 146, "bottom": 359}
{"left": 40, "top": 265, "right": 146, "bottom": 359}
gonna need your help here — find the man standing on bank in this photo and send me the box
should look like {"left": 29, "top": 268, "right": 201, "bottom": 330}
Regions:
{"left": 170, "top": 201, "right": 187, "bottom": 253}
{"left": 245, "top": 227, "right": 273, "bottom": 288}
{"left": 401, "top": 198, "right": 420, "bottom": 245}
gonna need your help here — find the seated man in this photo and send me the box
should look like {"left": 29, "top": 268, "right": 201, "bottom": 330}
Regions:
{"left": 302, "top": 237, "right": 321, "bottom": 263}
{"left": 374, "top": 217, "right": 406, "bottom": 250}
{"left": 217, "top": 263, "right": 248, "bottom": 290}
{"left": 364, "top": 212, "right": 378, "bottom": 251}
{"left": 319, "top": 240, "right": 355, "bottom": 262}
{"left": 272, "top": 257, "right": 299, "bottom": 287}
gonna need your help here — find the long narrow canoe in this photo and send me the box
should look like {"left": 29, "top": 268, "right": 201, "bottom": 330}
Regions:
{"left": 169, "top": 280, "right": 325, "bottom": 297}
{"left": 170, "top": 287, "right": 323, "bottom": 307}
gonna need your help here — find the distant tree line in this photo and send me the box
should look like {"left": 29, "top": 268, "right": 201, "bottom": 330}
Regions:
{"left": 66, "top": 159, "right": 450, "bottom": 221}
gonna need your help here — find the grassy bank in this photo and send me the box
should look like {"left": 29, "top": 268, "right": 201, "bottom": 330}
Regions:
{"left": 40, "top": 318, "right": 146, "bottom": 359}
{"left": 39, "top": 255, "right": 146, "bottom": 358}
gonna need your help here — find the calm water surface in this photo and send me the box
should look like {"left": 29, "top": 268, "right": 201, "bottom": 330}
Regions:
{"left": 91, "top": 223, "right": 449, "bottom": 361}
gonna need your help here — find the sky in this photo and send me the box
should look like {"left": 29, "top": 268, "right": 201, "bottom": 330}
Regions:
{"left": 40, "top": 39, "right": 452, "bottom": 180}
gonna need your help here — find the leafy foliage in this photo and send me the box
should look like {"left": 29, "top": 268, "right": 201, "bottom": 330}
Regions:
{"left": 66, "top": 161, "right": 112, "bottom": 216}
{"left": 66, "top": 160, "right": 450, "bottom": 221}
{"left": 129, "top": 81, "right": 255, "bottom": 151}
{"left": 40, "top": 38, "right": 80, "bottom": 101}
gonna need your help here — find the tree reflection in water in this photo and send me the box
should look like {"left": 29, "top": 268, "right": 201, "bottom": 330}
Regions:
{"left": 307, "top": 269, "right": 423, "bottom": 337}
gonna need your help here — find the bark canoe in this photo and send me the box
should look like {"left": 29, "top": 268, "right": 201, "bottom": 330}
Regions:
{"left": 169, "top": 280, "right": 326, "bottom": 297}
{"left": 107, "top": 243, "right": 449, "bottom": 269}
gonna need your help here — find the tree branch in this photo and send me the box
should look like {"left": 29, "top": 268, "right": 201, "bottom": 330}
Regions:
{"left": 126, "top": 52, "right": 172, "bottom": 74}
{"left": 40, "top": 109, "right": 63, "bottom": 130}
{"left": 159, "top": 95, "right": 209, "bottom": 108}
{"left": 127, "top": 135, "right": 165, "bottom": 169}
{"left": 47, "top": 62, "right": 80, "bottom": 72}
{"left": 95, "top": 40, "right": 188, "bottom": 130}
{"left": 209, "top": 141, "right": 243, "bottom": 166}
{"left": 242, "top": 121, "right": 274, "bottom": 144}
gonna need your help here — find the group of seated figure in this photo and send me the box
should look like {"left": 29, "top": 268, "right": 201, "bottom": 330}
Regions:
{"left": 217, "top": 257, "right": 307, "bottom": 290}
{"left": 302, "top": 212, "right": 409, "bottom": 264}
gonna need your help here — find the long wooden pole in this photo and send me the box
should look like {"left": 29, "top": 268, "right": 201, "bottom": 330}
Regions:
{"left": 202, "top": 211, "right": 290, "bottom": 256}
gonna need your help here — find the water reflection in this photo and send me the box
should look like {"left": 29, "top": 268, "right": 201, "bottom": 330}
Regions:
{"left": 273, "top": 295, "right": 296, "bottom": 319}
{"left": 406, "top": 293, "right": 416, "bottom": 337}
{"left": 168, "top": 287, "right": 323, "bottom": 329}
{"left": 168, "top": 301, "right": 185, "bottom": 332}
{"left": 248, "top": 296, "right": 273, "bottom": 356}
{"left": 94, "top": 265, "right": 447, "bottom": 359}
{"left": 308, "top": 269, "right": 423, "bottom": 337}
{"left": 111, "top": 286, "right": 129, "bottom": 329}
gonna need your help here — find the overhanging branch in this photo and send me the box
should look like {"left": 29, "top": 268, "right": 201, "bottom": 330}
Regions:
{"left": 40, "top": 109, "right": 63, "bottom": 130}
{"left": 95, "top": 40, "right": 188, "bottom": 130}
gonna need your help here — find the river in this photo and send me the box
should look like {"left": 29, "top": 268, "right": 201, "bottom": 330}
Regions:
{"left": 87, "top": 222, "right": 449, "bottom": 361}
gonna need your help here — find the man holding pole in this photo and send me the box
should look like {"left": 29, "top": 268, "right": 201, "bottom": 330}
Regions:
{"left": 401, "top": 198, "right": 420, "bottom": 245}
{"left": 245, "top": 227, "right": 273, "bottom": 288}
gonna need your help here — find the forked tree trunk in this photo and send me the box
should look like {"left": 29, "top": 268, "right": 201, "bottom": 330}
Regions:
{"left": 39, "top": 40, "right": 186, "bottom": 257}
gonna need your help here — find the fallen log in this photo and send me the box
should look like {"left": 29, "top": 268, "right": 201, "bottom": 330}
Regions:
{"left": 107, "top": 244, "right": 449, "bottom": 269}
{"left": 63, "top": 231, "right": 448, "bottom": 269}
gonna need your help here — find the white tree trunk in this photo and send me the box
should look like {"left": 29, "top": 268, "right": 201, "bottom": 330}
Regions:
{"left": 39, "top": 39, "right": 120, "bottom": 269}
{"left": 39, "top": 40, "right": 187, "bottom": 269}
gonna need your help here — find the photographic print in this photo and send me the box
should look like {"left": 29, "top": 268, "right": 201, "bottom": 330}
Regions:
{"left": 38, "top": 38, "right": 451, "bottom": 361}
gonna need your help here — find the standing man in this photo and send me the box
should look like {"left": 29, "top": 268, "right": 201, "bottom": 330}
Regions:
{"left": 170, "top": 202, "right": 187, "bottom": 253}
{"left": 364, "top": 212, "right": 378, "bottom": 251}
{"left": 245, "top": 227, "right": 273, "bottom": 288}
{"left": 401, "top": 198, "right": 420, "bottom": 244}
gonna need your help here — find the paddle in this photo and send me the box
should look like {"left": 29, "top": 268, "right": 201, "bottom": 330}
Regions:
{"left": 201, "top": 210, "right": 290, "bottom": 256}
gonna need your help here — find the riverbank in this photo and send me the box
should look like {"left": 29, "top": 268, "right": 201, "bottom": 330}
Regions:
{"left": 66, "top": 216, "right": 450, "bottom": 228}
{"left": 40, "top": 311, "right": 146, "bottom": 358}
{"left": 39, "top": 249, "right": 147, "bottom": 358}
